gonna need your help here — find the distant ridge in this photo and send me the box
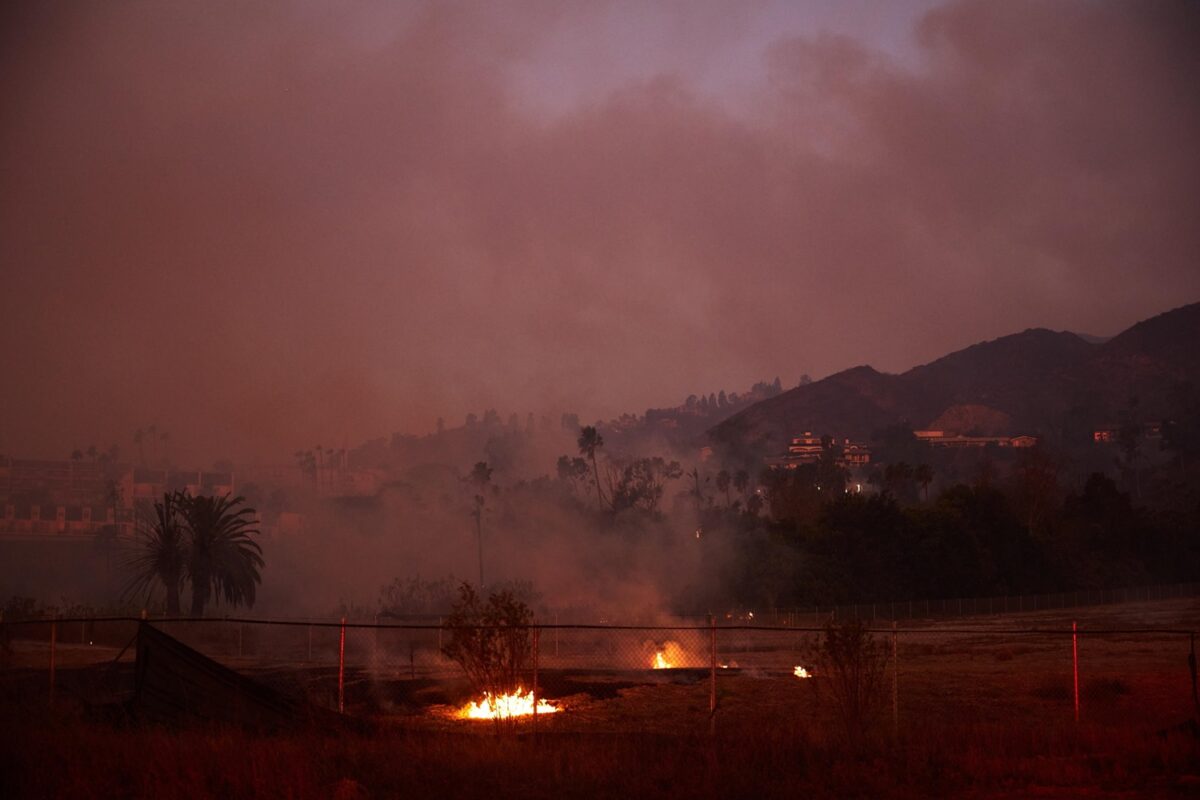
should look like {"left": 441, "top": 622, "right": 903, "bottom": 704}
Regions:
{"left": 709, "top": 302, "right": 1200, "bottom": 454}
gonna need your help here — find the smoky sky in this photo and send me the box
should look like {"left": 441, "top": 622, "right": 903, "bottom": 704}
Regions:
{"left": 2, "top": 0, "right": 1198, "bottom": 464}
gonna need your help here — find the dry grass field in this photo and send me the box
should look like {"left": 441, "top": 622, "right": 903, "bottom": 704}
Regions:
{"left": 2, "top": 598, "right": 1198, "bottom": 798}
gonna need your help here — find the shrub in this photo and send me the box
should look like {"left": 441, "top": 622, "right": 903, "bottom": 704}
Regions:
{"left": 814, "top": 619, "right": 889, "bottom": 746}
{"left": 440, "top": 582, "right": 533, "bottom": 699}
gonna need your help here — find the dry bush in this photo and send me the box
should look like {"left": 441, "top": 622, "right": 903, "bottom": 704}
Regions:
{"left": 440, "top": 581, "right": 532, "bottom": 700}
{"left": 814, "top": 620, "right": 889, "bottom": 746}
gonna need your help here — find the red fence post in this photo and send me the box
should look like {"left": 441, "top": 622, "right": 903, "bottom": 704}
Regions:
{"left": 892, "top": 620, "right": 899, "bottom": 739}
{"left": 709, "top": 614, "right": 717, "bottom": 718}
{"left": 1072, "top": 621, "right": 1080, "bottom": 723}
{"left": 532, "top": 626, "right": 540, "bottom": 734}
{"left": 338, "top": 617, "right": 347, "bottom": 714}
{"left": 49, "top": 616, "right": 57, "bottom": 708}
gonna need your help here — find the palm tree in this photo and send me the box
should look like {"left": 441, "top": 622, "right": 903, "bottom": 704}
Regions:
{"left": 468, "top": 462, "right": 492, "bottom": 588}
{"left": 577, "top": 426, "right": 606, "bottom": 508}
{"left": 123, "top": 492, "right": 187, "bottom": 615}
{"left": 914, "top": 463, "right": 934, "bottom": 503}
{"left": 179, "top": 494, "right": 264, "bottom": 617}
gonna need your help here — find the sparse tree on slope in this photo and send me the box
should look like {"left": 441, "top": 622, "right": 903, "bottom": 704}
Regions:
{"left": 577, "top": 426, "right": 606, "bottom": 509}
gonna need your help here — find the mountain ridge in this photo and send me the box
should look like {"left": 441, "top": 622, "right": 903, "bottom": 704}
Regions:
{"left": 709, "top": 302, "right": 1200, "bottom": 454}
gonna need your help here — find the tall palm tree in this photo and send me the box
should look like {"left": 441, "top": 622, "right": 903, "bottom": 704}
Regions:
{"left": 914, "top": 463, "right": 934, "bottom": 503}
{"left": 468, "top": 462, "right": 492, "bottom": 588}
{"left": 179, "top": 494, "right": 264, "bottom": 617}
{"left": 123, "top": 492, "right": 187, "bottom": 615}
{"left": 577, "top": 426, "right": 606, "bottom": 508}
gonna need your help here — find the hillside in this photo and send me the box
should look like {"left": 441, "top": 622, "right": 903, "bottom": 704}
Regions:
{"left": 709, "top": 302, "right": 1200, "bottom": 457}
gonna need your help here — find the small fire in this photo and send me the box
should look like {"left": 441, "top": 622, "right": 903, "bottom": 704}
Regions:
{"left": 793, "top": 666, "right": 812, "bottom": 679}
{"left": 650, "top": 640, "right": 686, "bottom": 669}
{"left": 456, "top": 688, "right": 561, "bottom": 720}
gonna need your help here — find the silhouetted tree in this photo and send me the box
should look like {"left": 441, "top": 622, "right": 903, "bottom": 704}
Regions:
{"left": 556, "top": 455, "right": 590, "bottom": 497}
{"left": 577, "top": 426, "right": 606, "bottom": 509}
{"left": 610, "top": 457, "right": 683, "bottom": 514}
{"left": 914, "top": 464, "right": 934, "bottom": 503}
{"left": 123, "top": 492, "right": 187, "bottom": 615}
{"left": 468, "top": 462, "right": 492, "bottom": 587}
{"left": 179, "top": 494, "right": 263, "bottom": 617}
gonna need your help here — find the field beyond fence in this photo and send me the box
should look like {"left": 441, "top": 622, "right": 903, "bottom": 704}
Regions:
{"left": 2, "top": 588, "right": 1198, "bottom": 798}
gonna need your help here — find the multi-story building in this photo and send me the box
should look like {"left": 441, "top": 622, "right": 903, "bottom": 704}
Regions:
{"left": 765, "top": 433, "right": 872, "bottom": 470}
{"left": 913, "top": 430, "right": 1038, "bottom": 449}
{"left": 0, "top": 458, "right": 237, "bottom": 540}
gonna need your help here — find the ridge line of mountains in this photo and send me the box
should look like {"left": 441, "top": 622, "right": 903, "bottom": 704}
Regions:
{"left": 707, "top": 301, "right": 1200, "bottom": 458}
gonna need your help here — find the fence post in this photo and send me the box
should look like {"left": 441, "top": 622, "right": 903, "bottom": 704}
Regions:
{"left": 49, "top": 615, "right": 57, "bottom": 708}
{"left": 892, "top": 620, "right": 899, "bottom": 739}
{"left": 532, "top": 627, "right": 540, "bottom": 734}
{"left": 709, "top": 614, "right": 717, "bottom": 719}
{"left": 1072, "top": 621, "right": 1080, "bottom": 723}
{"left": 1189, "top": 633, "right": 1198, "bottom": 719}
{"left": 338, "top": 616, "right": 346, "bottom": 714}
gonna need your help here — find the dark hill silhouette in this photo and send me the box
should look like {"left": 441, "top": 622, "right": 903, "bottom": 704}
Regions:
{"left": 710, "top": 302, "right": 1200, "bottom": 457}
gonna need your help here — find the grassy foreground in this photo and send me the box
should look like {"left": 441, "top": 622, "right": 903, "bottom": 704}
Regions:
{"left": 2, "top": 702, "right": 1198, "bottom": 799}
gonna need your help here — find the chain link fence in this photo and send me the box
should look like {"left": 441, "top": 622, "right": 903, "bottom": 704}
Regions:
{"left": 3, "top": 593, "right": 1197, "bottom": 741}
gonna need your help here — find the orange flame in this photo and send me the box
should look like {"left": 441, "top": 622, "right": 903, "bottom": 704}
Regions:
{"left": 793, "top": 666, "right": 812, "bottom": 679}
{"left": 456, "top": 688, "right": 561, "bottom": 720}
{"left": 650, "top": 640, "right": 686, "bottom": 669}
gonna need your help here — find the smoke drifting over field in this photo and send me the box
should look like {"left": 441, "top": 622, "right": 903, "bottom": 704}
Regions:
{"left": 2, "top": 1, "right": 1198, "bottom": 463}
{"left": 259, "top": 434, "right": 724, "bottom": 618}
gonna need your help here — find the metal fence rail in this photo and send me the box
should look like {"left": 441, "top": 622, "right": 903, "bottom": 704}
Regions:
{"left": 3, "top": 604, "right": 1197, "bottom": 738}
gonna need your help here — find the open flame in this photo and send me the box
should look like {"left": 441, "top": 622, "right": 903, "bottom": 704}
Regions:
{"left": 456, "top": 688, "right": 561, "bottom": 720}
{"left": 793, "top": 666, "right": 812, "bottom": 679}
{"left": 649, "top": 640, "right": 686, "bottom": 669}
